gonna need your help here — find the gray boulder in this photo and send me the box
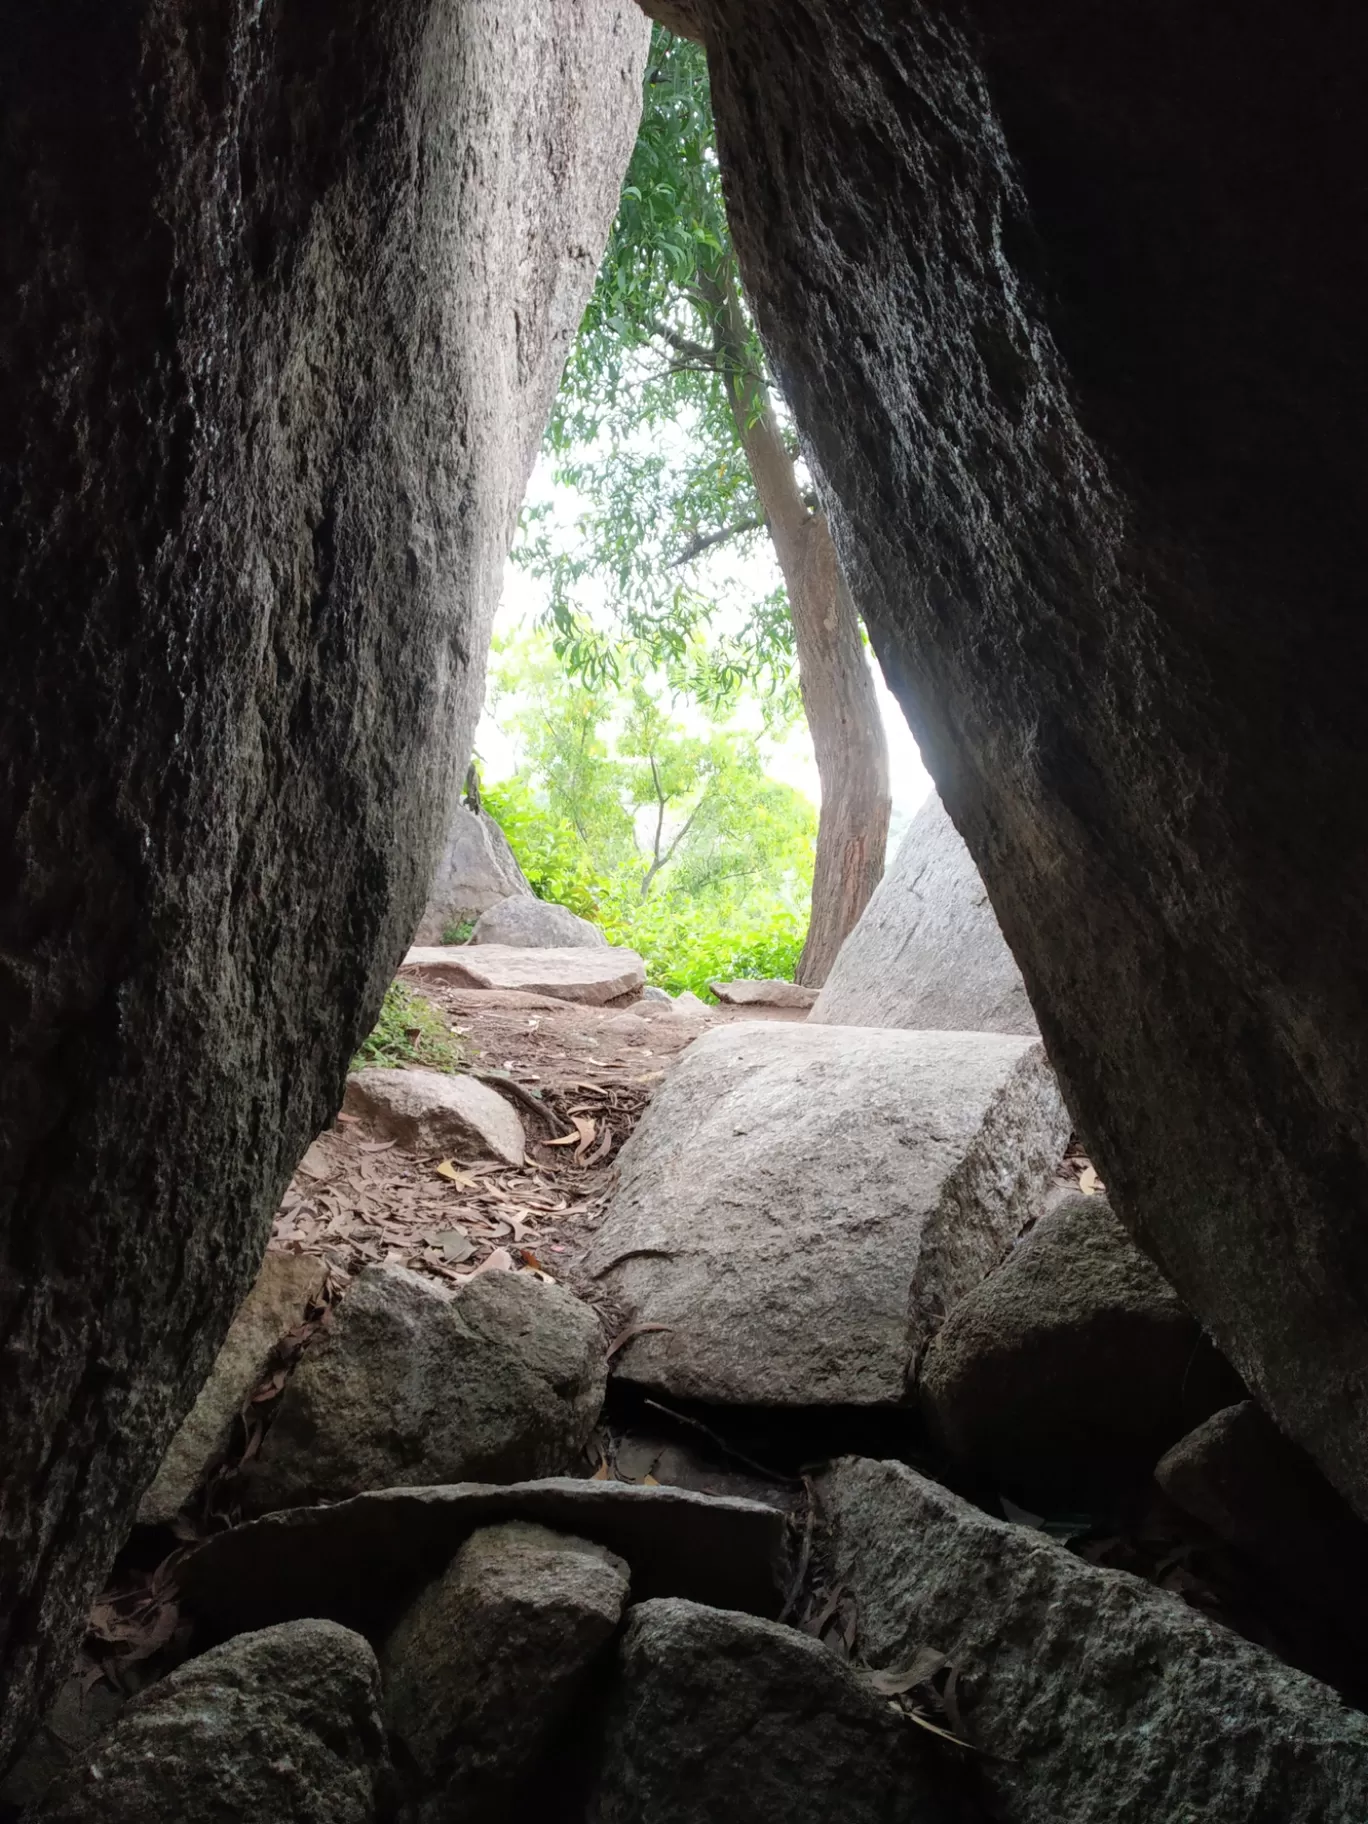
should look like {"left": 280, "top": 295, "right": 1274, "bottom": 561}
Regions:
{"left": 383, "top": 1522, "right": 628, "bottom": 1813}
{"left": 708, "top": 978, "right": 817, "bottom": 1008}
{"left": 819, "top": 1456, "right": 1368, "bottom": 1823}
{"left": 138, "top": 1251, "right": 326, "bottom": 1526}
{"left": 404, "top": 943, "right": 645, "bottom": 1005}
{"left": 413, "top": 806, "right": 531, "bottom": 946}
{"left": 472, "top": 895, "right": 606, "bottom": 948}
{"left": 642, "top": 985, "right": 673, "bottom": 1003}
{"left": 243, "top": 1267, "right": 605, "bottom": 1512}
{"left": 342, "top": 1067, "right": 524, "bottom": 1165}
{"left": 920, "top": 1193, "right": 1242, "bottom": 1496}
{"left": 594, "top": 1599, "right": 960, "bottom": 1824}
{"left": 29, "top": 1621, "right": 389, "bottom": 1822}
{"left": 811, "top": 793, "right": 1035, "bottom": 1033}
{"left": 585, "top": 1023, "right": 1069, "bottom": 1405}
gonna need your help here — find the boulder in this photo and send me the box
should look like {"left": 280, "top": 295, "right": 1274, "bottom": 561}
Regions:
{"left": 594, "top": 1599, "right": 959, "bottom": 1824}
{"left": 29, "top": 1621, "right": 390, "bottom": 1823}
{"left": 585, "top": 1023, "right": 1069, "bottom": 1405}
{"left": 810, "top": 793, "right": 1035, "bottom": 1034}
{"left": 919, "top": 1193, "right": 1242, "bottom": 1497}
{"left": 818, "top": 1457, "right": 1368, "bottom": 1823}
{"left": 674, "top": 990, "right": 708, "bottom": 1011}
{"left": 696, "top": 0, "right": 1368, "bottom": 1516}
{"left": 404, "top": 944, "right": 645, "bottom": 1005}
{"left": 642, "top": 985, "right": 673, "bottom": 1004}
{"left": 243, "top": 1267, "right": 605, "bottom": 1513}
{"left": 1157, "top": 1401, "right": 1368, "bottom": 1630}
{"left": 0, "top": 0, "right": 649, "bottom": 1754}
{"left": 342, "top": 1067, "right": 524, "bottom": 1166}
{"left": 413, "top": 806, "right": 531, "bottom": 946}
{"left": 472, "top": 896, "right": 606, "bottom": 948}
{"left": 383, "top": 1522, "right": 629, "bottom": 1812}
{"left": 708, "top": 978, "right": 818, "bottom": 1009}
{"left": 138, "top": 1251, "right": 326, "bottom": 1527}
{"left": 177, "top": 1479, "right": 787, "bottom": 1640}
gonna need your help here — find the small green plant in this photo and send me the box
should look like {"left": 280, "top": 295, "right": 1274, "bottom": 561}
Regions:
{"left": 440, "top": 918, "right": 476, "bottom": 945}
{"left": 352, "top": 981, "right": 465, "bottom": 1073}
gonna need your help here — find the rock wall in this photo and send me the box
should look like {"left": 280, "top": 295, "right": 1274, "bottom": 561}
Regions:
{"left": 0, "top": 0, "right": 647, "bottom": 1761}
{"left": 684, "top": 1, "right": 1368, "bottom": 1512}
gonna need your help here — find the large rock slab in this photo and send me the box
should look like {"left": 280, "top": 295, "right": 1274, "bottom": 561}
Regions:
{"left": 585, "top": 1023, "right": 1069, "bottom": 1405}
{"left": 0, "top": 0, "right": 649, "bottom": 1757}
{"left": 920, "top": 1192, "right": 1242, "bottom": 1496}
{"left": 413, "top": 805, "right": 531, "bottom": 946}
{"left": 29, "top": 1621, "right": 389, "bottom": 1823}
{"left": 819, "top": 1456, "right": 1368, "bottom": 1823}
{"left": 693, "top": 0, "right": 1368, "bottom": 1515}
{"left": 342, "top": 1067, "right": 524, "bottom": 1165}
{"left": 383, "top": 1521, "right": 628, "bottom": 1813}
{"left": 708, "top": 978, "right": 817, "bottom": 1009}
{"left": 138, "top": 1251, "right": 326, "bottom": 1527}
{"left": 811, "top": 793, "right": 1034, "bottom": 1034}
{"left": 472, "top": 896, "right": 607, "bottom": 948}
{"left": 595, "top": 1599, "right": 961, "bottom": 1824}
{"left": 178, "top": 1479, "right": 788, "bottom": 1639}
{"left": 243, "top": 1266, "right": 605, "bottom": 1512}
{"left": 404, "top": 943, "right": 644, "bottom": 1004}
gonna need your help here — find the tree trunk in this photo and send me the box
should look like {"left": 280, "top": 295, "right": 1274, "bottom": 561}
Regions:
{"left": 704, "top": 265, "right": 891, "bottom": 985}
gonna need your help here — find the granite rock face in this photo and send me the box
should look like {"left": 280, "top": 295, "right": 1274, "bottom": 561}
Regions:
{"left": 0, "top": 0, "right": 648, "bottom": 1758}
{"left": 687, "top": 0, "right": 1368, "bottom": 1515}
{"left": 29, "top": 1621, "right": 390, "bottom": 1823}
{"left": 243, "top": 1265, "right": 606, "bottom": 1512}
{"left": 586, "top": 1023, "right": 1069, "bottom": 1405}
{"left": 413, "top": 806, "right": 531, "bottom": 946}
{"left": 811, "top": 793, "right": 1035, "bottom": 1034}
{"left": 404, "top": 944, "right": 645, "bottom": 1004}
{"left": 819, "top": 1457, "right": 1368, "bottom": 1824}
{"left": 472, "top": 897, "right": 607, "bottom": 948}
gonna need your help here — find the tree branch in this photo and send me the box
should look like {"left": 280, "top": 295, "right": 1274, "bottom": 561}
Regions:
{"left": 671, "top": 516, "right": 766, "bottom": 567}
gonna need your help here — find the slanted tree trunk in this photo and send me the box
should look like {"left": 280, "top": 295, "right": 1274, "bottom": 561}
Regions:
{"left": 703, "top": 264, "right": 891, "bottom": 985}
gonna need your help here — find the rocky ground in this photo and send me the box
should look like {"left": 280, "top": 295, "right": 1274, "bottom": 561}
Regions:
{"left": 7, "top": 921, "right": 1368, "bottom": 1822}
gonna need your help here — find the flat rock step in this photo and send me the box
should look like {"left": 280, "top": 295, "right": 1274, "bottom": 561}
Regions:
{"left": 405, "top": 943, "right": 645, "bottom": 1005}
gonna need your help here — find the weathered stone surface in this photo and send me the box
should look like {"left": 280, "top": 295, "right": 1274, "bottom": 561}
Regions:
{"left": 243, "top": 1266, "right": 605, "bottom": 1512}
{"left": 1157, "top": 1401, "right": 1368, "bottom": 1629}
{"left": 473, "top": 896, "right": 607, "bottom": 949}
{"left": 404, "top": 944, "right": 645, "bottom": 1004}
{"left": 693, "top": 0, "right": 1368, "bottom": 1514}
{"left": 0, "top": 1678, "right": 126, "bottom": 1815}
{"left": 0, "top": 0, "right": 649, "bottom": 1757}
{"left": 178, "top": 1479, "right": 787, "bottom": 1639}
{"left": 920, "top": 1193, "right": 1242, "bottom": 1495}
{"left": 30, "top": 1621, "right": 389, "bottom": 1823}
{"left": 708, "top": 978, "right": 818, "bottom": 1009}
{"left": 586, "top": 1023, "right": 1068, "bottom": 1405}
{"left": 343, "top": 1068, "right": 524, "bottom": 1166}
{"left": 383, "top": 1522, "right": 628, "bottom": 1810}
{"left": 138, "top": 1252, "right": 326, "bottom": 1527}
{"left": 642, "top": 985, "right": 673, "bottom": 1004}
{"left": 413, "top": 806, "right": 531, "bottom": 946}
{"left": 595, "top": 1599, "right": 959, "bottom": 1824}
{"left": 819, "top": 1457, "right": 1368, "bottom": 1823}
{"left": 811, "top": 793, "right": 1035, "bottom": 1034}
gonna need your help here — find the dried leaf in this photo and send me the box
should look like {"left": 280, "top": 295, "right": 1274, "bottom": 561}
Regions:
{"left": 591, "top": 1459, "right": 611, "bottom": 1481}
{"left": 468, "top": 1247, "right": 514, "bottom": 1278}
{"left": 1077, "top": 1163, "right": 1103, "bottom": 1195}
{"left": 606, "top": 1321, "right": 673, "bottom": 1362}
{"left": 861, "top": 1648, "right": 949, "bottom": 1696}
{"left": 435, "top": 1160, "right": 477, "bottom": 1187}
{"left": 433, "top": 1230, "right": 476, "bottom": 1264}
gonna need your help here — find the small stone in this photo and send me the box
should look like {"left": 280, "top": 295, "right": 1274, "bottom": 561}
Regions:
{"left": 707, "top": 977, "right": 817, "bottom": 1008}
{"left": 342, "top": 1067, "right": 524, "bottom": 1165}
{"left": 29, "top": 1621, "right": 390, "bottom": 1823}
{"left": 383, "top": 1522, "right": 628, "bottom": 1811}
{"left": 472, "top": 896, "right": 607, "bottom": 947}
{"left": 404, "top": 944, "right": 645, "bottom": 1005}
{"left": 642, "top": 985, "right": 673, "bottom": 1003}
{"left": 673, "top": 990, "right": 707, "bottom": 1010}
{"left": 242, "top": 1267, "right": 606, "bottom": 1513}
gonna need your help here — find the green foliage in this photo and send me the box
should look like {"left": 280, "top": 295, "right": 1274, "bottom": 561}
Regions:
{"left": 352, "top": 981, "right": 465, "bottom": 1074}
{"left": 599, "top": 893, "right": 806, "bottom": 1000}
{"left": 440, "top": 918, "right": 476, "bottom": 945}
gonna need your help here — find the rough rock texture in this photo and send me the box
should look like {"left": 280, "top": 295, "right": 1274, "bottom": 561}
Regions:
{"left": 29, "top": 1621, "right": 390, "bottom": 1823}
{"left": 413, "top": 806, "right": 531, "bottom": 946}
{"left": 0, "top": 1678, "right": 127, "bottom": 1815}
{"left": 642, "top": 985, "right": 673, "bottom": 1004}
{"left": 178, "top": 1479, "right": 787, "bottom": 1638}
{"left": 472, "top": 896, "right": 607, "bottom": 948}
{"left": 383, "top": 1522, "right": 628, "bottom": 1811}
{"left": 138, "top": 1251, "right": 326, "bottom": 1526}
{"left": 342, "top": 1068, "right": 525, "bottom": 1166}
{"left": 595, "top": 1599, "right": 960, "bottom": 1824}
{"left": 243, "top": 1266, "right": 606, "bottom": 1512}
{"left": 920, "top": 1193, "right": 1242, "bottom": 1495}
{"left": 811, "top": 793, "right": 1035, "bottom": 1034}
{"left": 404, "top": 944, "right": 645, "bottom": 1003}
{"left": 688, "top": 0, "right": 1368, "bottom": 1516}
{"left": 586, "top": 1023, "right": 1068, "bottom": 1404}
{"left": 1157, "top": 1401, "right": 1368, "bottom": 1629}
{"left": 707, "top": 978, "right": 818, "bottom": 1009}
{"left": 0, "top": 0, "right": 648, "bottom": 1758}
{"left": 819, "top": 1457, "right": 1368, "bottom": 1823}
